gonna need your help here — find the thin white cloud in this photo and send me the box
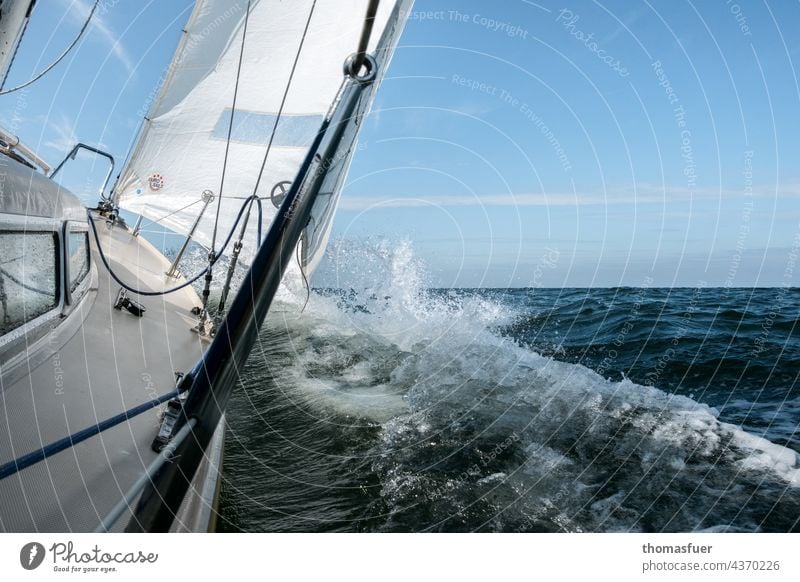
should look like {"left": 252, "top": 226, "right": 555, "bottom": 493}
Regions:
{"left": 338, "top": 182, "right": 797, "bottom": 211}
{"left": 57, "top": 0, "right": 135, "bottom": 75}
{"left": 43, "top": 113, "right": 78, "bottom": 152}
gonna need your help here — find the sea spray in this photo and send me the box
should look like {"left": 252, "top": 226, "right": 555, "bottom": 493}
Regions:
{"left": 219, "top": 240, "right": 800, "bottom": 532}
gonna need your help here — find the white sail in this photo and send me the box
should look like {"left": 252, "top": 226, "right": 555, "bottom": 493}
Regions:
{"left": 115, "top": 0, "right": 411, "bottom": 275}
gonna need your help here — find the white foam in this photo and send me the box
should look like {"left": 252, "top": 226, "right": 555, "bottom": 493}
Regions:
{"left": 729, "top": 426, "right": 800, "bottom": 485}
{"left": 279, "top": 238, "right": 800, "bottom": 501}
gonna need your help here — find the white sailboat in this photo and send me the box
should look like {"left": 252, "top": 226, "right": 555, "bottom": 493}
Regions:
{"left": 0, "top": 0, "right": 412, "bottom": 532}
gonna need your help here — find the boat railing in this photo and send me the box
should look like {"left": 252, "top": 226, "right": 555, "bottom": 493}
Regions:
{"left": 50, "top": 142, "right": 116, "bottom": 203}
{"left": 165, "top": 189, "right": 216, "bottom": 278}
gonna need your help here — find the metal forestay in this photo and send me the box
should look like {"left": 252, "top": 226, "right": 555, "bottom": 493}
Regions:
{"left": 211, "top": 0, "right": 252, "bottom": 254}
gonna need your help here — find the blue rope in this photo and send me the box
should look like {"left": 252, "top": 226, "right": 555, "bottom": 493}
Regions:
{"left": 0, "top": 388, "right": 181, "bottom": 481}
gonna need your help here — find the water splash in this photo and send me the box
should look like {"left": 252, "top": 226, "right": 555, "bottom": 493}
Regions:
{"left": 220, "top": 238, "right": 800, "bottom": 532}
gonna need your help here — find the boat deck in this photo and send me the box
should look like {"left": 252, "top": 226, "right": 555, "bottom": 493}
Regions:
{"left": 0, "top": 213, "right": 218, "bottom": 532}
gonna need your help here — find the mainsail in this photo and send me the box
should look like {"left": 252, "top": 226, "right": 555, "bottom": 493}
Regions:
{"left": 114, "top": 0, "right": 411, "bottom": 276}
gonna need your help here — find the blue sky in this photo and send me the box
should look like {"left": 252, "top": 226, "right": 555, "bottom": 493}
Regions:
{"left": 2, "top": 0, "right": 800, "bottom": 287}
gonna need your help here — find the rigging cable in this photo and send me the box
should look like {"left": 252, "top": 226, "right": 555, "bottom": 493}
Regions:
{"left": 210, "top": 0, "right": 251, "bottom": 254}
{"left": 350, "top": 0, "right": 379, "bottom": 76}
{"left": 296, "top": 243, "right": 310, "bottom": 313}
{"left": 130, "top": 198, "right": 202, "bottom": 231}
{"left": 0, "top": 0, "right": 100, "bottom": 96}
{"left": 245, "top": 1, "right": 317, "bottom": 305}
{"left": 250, "top": 0, "right": 317, "bottom": 197}
{"left": 247, "top": 0, "right": 377, "bottom": 307}
{"left": 200, "top": 0, "right": 251, "bottom": 328}
{"left": 87, "top": 196, "right": 259, "bottom": 297}
{"left": 0, "top": 3, "right": 31, "bottom": 92}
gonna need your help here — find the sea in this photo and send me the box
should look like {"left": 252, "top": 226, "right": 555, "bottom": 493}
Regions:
{"left": 214, "top": 243, "right": 800, "bottom": 532}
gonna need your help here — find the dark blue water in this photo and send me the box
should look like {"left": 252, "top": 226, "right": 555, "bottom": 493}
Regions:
{"left": 217, "top": 285, "right": 800, "bottom": 532}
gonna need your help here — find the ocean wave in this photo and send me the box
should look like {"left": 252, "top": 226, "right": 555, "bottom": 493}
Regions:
{"left": 219, "top": 241, "right": 800, "bottom": 532}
